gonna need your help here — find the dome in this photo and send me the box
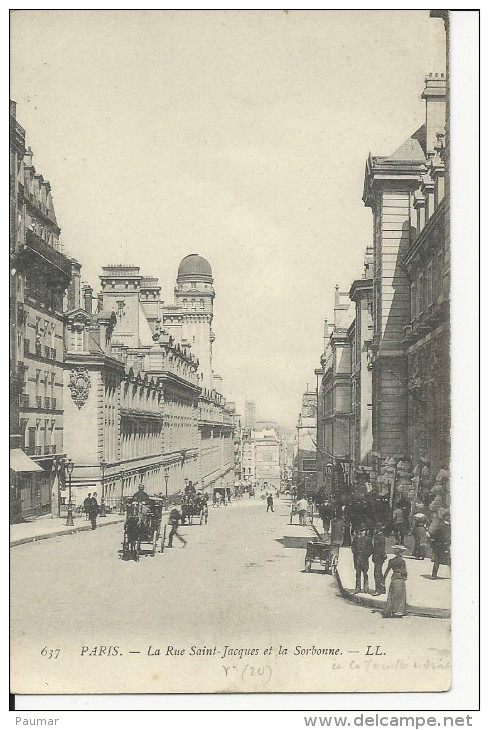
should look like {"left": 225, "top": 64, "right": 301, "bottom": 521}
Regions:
{"left": 177, "top": 254, "right": 212, "bottom": 280}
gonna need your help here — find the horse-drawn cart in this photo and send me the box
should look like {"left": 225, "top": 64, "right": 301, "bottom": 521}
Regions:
{"left": 121, "top": 497, "right": 165, "bottom": 561}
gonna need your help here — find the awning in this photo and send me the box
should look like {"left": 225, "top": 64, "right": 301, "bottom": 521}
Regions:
{"left": 10, "top": 449, "right": 45, "bottom": 473}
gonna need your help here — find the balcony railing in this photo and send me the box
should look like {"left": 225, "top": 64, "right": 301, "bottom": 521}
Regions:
{"left": 35, "top": 396, "right": 42, "bottom": 408}
{"left": 52, "top": 397, "right": 57, "bottom": 410}
{"left": 35, "top": 446, "right": 42, "bottom": 456}
{"left": 25, "top": 229, "right": 72, "bottom": 279}
{"left": 44, "top": 397, "right": 51, "bottom": 409}
{"left": 19, "top": 393, "right": 29, "bottom": 407}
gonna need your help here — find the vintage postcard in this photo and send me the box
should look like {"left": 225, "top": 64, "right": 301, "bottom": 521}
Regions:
{"left": 10, "top": 9, "right": 454, "bottom": 695}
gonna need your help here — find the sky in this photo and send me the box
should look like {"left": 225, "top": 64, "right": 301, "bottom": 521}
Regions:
{"left": 10, "top": 10, "right": 446, "bottom": 428}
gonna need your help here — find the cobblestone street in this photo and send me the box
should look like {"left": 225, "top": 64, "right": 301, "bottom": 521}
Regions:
{"left": 11, "top": 497, "right": 451, "bottom": 693}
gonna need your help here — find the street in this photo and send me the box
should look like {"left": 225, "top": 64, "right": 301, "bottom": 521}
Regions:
{"left": 11, "top": 497, "right": 451, "bottom": 693}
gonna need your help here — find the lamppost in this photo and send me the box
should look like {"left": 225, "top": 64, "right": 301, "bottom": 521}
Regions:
{"left": 164, "top": 468, "right": 169, "bottom": 510}
{"left": 65, "top": 458, "right": 74, "bottom": 526}
{"left": 100, "top": 459, "right": 107, "bottom": 517}
{"left": 119, "top": 465, "right": 125, "bottom": 515}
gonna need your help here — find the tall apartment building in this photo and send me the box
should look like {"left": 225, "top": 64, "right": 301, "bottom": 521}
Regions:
{"left": 10, "top": 102, "right": 74, "bottom": 521}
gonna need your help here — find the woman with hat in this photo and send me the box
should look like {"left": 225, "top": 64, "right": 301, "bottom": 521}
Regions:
{"left": 383, "top": 546, "right": 408, "bottom": 618}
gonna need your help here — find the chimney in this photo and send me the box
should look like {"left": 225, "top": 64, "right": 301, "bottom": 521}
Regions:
{"left": 82, "top": 283, "right": 93, "bottom": 314}
{"left": 67, "top": 259, "right": 81, "bottom": 311}
{"left": 364, "top": 246, "right": 374, "bottom": 277}
{"left": 422, "top": 73, "right": 446, "bottom": 155}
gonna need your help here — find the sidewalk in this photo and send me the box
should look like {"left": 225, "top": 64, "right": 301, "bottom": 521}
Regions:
{"left": 334, "top": 543, "right": 450, "bottom": 619}
{"left": 10, "top": 513, "right": 126, "bottom": 547}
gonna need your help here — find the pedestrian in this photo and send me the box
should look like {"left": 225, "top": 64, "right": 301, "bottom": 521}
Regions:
{"left": 371, "top": 525, "right": 387, "bottom": 595}
{"left": 266, "top": 493, "right": 274, "bottom": 512}
{"left": 428, "top": 512, "right": 450, "bottom": 579}
{"left": 319, "top": 500, "right": 334, "bottom": 534}
{"left": 87, "top": 493, "right": 99, "bottom": 530}
{"left": 296, "top": 496, "right": 308, "bottom": 526}
{"left": 83, "top": 493, "right": 92, "bottom": 521}
{"left": 351, "top": 524, "right": 373, "bottom": 594}
{"left": 392, "top": 503, "right": 406, "bottom": 545}
{"left": 132, "top": 484, "right": 150, "bottom": 502}
{"left": 411, "top": 516, "right": 428, "bottom": 560}
{"left": 383, "top": 546, "right": 408, "bottom": 618}
{"left": 168, "top": 507, "right": 187, "bottom": 548}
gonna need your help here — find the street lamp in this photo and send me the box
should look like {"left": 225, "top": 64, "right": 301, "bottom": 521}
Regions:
{"left": 65, "top": 458, "right": 74, "bottom": 526}
{"left": 100, "top": 459, "right": 107, "bottom": 517}
{"left": 119, "top": 465, "right": 125, "bottom": 515}
{"left": 164, "top": 468, "right": 169, "bottom": 510}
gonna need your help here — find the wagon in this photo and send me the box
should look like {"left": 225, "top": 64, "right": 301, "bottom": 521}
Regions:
{"left": 121, "top": 497, "right": 165, "bottom": 560}
{"left": 304, "top": 539, "right": 339, "bottom": 574}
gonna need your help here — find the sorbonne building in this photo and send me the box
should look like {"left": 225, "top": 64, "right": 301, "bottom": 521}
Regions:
{"left": 62, "top": 254, "right": 235, "bottom": 510}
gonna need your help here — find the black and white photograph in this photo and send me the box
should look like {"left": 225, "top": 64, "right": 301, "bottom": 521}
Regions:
{"left": 8, "top": 8, "right": 478, "bottom": 704}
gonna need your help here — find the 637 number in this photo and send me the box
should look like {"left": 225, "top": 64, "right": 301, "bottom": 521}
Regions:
{"left": 41, "top": 647, "right": 60, "bottom": 659}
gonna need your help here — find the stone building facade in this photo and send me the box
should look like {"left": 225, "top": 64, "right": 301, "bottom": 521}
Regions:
{"left": 348, "top": 249, "right": 374, "bottom": 488}
{"left": 10, "top": 101, "right": 74, "bottom": 520}
{"left": 62, "top": 255, "right": 235, "bottom": 509}
{"left": 363, "top": 68, "right": 449, "bottom": 502}
{"left": 295, "top": 389, "right": 318, "bottom": 495}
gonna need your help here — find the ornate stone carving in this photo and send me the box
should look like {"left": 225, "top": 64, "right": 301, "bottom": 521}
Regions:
{"left": 68, "top": 367, "right": 91, "bottom": 409}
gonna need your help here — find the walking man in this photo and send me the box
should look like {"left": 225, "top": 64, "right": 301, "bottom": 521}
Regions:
{"left": 392, "top": 503, "right": 406, "bottom": 545}
{"left": 83, "top": 493, "right": 92, "bottom": 521}
{"left": 296, "top": 496, "right": 308, "bottom": 526}
{"left": 372, "top": 524, "right": 387, "bottom": 595}
{"left": 87, "top": 493, "right": 99, "bottom": 530}
{"left": 266, "top": 493, "right": 274, "bottom": 512}
{"left": 168, "top": 507, "right": 187, "bottom": 548}
{"left": 351, "top": 524, "right": 373, "bottom": 594}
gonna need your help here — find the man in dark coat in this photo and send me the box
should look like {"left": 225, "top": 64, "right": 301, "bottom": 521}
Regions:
{"left": 83, "top": 493, "right": 92, "bottom": 521}
{"left": 168, "top": 508, "right": 187, "bottom": 548}
{"left": 266, "top": 494, "right": 274, "bottom": 512}
{"left": 372, "top": 525, "right": 387, "bottom": 595}
{"left": 351, "top": 524, "right": 373, "bottom": 594}
{"left": 132, "top": 484, "right": 150, "bottom": 502}
{"left": 87, "top": 493, "right": 99, "bottom": 530}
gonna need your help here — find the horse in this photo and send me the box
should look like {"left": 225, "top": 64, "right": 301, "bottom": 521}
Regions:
{"left": 122, "top": 501, "right": 146, "bottom": 560}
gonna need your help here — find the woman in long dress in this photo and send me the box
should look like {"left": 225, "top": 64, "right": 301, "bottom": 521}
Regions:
{"left": 383, "top": 546, "right": 408, "bottom": 617}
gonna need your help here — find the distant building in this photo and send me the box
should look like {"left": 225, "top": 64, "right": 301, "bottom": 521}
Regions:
{"left": 244, "top": 399, "right": 256, "bottom": 430}
{"left": 253, "top": 428, "right": 281, "bottom": 490}
{"left": 295, "top": 388, "right": 317, "bottom": 495}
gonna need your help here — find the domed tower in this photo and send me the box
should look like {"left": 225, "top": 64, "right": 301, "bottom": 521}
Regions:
{"left": 174, "top": 254, "right": 215, "bottom": 390}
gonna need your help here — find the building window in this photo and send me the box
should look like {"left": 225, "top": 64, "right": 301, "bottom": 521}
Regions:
{"left": 182, "top": 299, "right": 187, "bottom": 310}
{"left": 191, "top": 282, "right": 196, "bottom": 289}
{"left": 200, "top": 298, "right": 204, "bottom": 310}
{"left": 191, "top": 299, "right": 196, "bottom": 311}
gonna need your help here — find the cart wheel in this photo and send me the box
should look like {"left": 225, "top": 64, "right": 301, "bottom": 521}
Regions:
{"left": 305, "top": 558, "right": 312, "bottom": 572}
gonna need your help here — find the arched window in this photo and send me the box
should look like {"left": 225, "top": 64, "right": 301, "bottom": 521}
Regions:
{"left": 200, "top": 298, "right": 204, "bottom": 310}
{"left": 183, "top": 299, "right": 187, "bottom": 310}
{"left": 191, "top": 299, "right": 196, "bottom": 311}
